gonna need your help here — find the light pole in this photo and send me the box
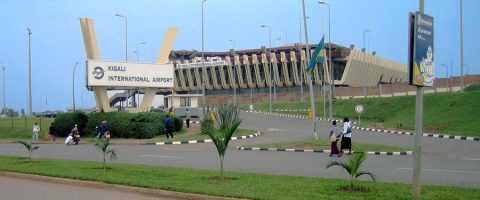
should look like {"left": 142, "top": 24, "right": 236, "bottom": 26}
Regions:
{"left": 319, "top": 0, "right": 333, "bottom": 119}
{"left": 135, "top": 41, "right": 145, "bottom": 107}
{"left": 442, "top": 64, "right": 449, "bottom": 89}
{"left": 27, "top": 28, "right": 32, "bottom": 116}
{"left": 261, "top": 25, "right": 273, "bottom": 114}
{"left": 363, "top": 29, "right": 372, "bottom": 97}
{"left": 460, "top": 0, "right": 464, "bottom": 92}
{"left": 2, "top": 66, "right": 5, "bottom": 113}
{"left": 72, "top": 62, "right": 79, "bottom": 111}
{"left": 464, "top": 64, "right": 468, "bottom": 75}
{"left": 115, "top": 13, "right": 128, "bottom": 108}
{"left": 136, "top": 41, "right": 145, "bottom": 62}
{"left": 201, "top": 0, "right": 207, "bottom": 106}
{"left": 450, "top": 60, "right": 453, "bottom": 92}
{"left": 229, "top": 39, "right": 237, "bottom": 105}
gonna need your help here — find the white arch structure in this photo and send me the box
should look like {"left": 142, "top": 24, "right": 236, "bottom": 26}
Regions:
{"left": 80, "top": 18, "right": 177, "bottom": 112}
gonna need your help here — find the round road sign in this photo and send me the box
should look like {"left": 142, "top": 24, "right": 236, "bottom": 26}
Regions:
{"left": 355, "top": 105, "right": 364, "bottom": 114}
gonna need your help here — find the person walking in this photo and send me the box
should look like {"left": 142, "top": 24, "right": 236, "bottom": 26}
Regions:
{"left": 32, "top": 122, "right": 40, "bottom": 144}
{"left": 339, "top": 117, "right": 353, "bottom": 157}
{"left": 49, "top": 123, "right": 56, "bottom": 143}
{"left": 185, "top": 109, "right": 191, "bottom": 128}
{"left": 329, "top": 121, "right": 340, "bottom": 157}
{"left": 165, "top": 115, "right": 173, "bottom": 138}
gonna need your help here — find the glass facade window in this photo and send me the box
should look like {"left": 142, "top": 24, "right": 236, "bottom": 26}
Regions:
{"left": 180, "top": 97, "right": 191, "bottom": 107}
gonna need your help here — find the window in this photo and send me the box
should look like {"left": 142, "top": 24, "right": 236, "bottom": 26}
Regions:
{"left": 180, "top": 97, "right": 191, "bottom": 107}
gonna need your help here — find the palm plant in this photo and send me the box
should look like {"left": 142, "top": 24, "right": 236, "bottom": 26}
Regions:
{"left": 201, "top": 104, "right": 242, "bottom": 180}
{"left": 326, "top": 153, "right": 376, "bottom": 189}
{"left": 95, "top": 139, "right": 117, "bottom": 170}
{"left": 15, "top": 141, "right": 39, "bottom": 162}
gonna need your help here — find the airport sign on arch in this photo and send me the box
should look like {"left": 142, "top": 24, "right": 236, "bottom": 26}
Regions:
{"left": 86, "top": 60, "right": 174, "bottom": 88}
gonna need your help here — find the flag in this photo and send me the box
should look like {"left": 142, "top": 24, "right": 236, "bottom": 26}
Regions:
{"left": 306, "top": 35, "right": 325, "bottom": 73}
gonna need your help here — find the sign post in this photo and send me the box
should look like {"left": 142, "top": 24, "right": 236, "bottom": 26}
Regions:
{"left": 408, "top": 1, "right": 434, "bottom": 196}
{"left": 355, "top": 104, "right": 364, "bottom": 125}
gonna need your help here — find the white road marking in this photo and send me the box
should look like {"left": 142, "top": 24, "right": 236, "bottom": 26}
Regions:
{"left": 266, "top": 128, "right": 284, "bottom": 132}
{"left": 160, "top": 148, "right": 202, "bottom": 151}
{"left": 398, "top": 168, "right": 480, "bottom": 174}
{"left": 462, "top": 158, "right": 480, "bottom": 161}
{"left": 138, "top": 155, "right": 185, "bottom": 159}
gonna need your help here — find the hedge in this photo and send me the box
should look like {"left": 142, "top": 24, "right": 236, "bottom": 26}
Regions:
{"left": 52, "top": 111, "right": 88, "bottom": 137}
{"left": 82, "top": 111, "right": 183, "bottom": 139}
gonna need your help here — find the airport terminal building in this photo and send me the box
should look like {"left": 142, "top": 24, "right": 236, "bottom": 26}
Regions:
{"left": 168, "top": 43, "right": 407, "bottom": 104}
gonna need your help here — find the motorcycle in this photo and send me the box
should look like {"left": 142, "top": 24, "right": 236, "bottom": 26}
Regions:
{"left": 73, "top": 131, "right": 81, "bottom": 145}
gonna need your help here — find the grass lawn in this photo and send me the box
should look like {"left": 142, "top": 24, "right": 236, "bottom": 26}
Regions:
{"left": 244, "top": 139, "right": 409, "bottom": 152}
{"left": 0, "top": 155, "right": 478, "bottom": 200}
{"left": 151, "top": 129, "right": 257, "bottom": 142}
{"left": 239, "top": 85, "right": 480, "bottom": 137}
{"left": 0, "top": 117, "right": 54, "bottom": 140}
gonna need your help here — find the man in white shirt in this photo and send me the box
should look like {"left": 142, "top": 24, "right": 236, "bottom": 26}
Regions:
{"left": 32, "top": 122, "right": 40, "bottom": 144}
{"left": 65, "top": 133, "right": 74, "bottom": 145}
{"left": 339, "top": 117, "right": 352, "bottom": 157}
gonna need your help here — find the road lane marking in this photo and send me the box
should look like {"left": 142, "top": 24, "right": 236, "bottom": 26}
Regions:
{"left": 138, "top": 155, "right": 185, "bottom": 159}
{"left": 160, "top": 148, "right": 202, "bottom": 151}
{"left": 398, "top": 168, "right": 480, "bottom": 174}
{"left": 462, "top": 158, "right": 480, "bottom": 161}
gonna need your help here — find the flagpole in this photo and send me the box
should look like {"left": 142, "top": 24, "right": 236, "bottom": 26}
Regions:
{"left": 302, "top": 0, "right": 318, "bottom": 140}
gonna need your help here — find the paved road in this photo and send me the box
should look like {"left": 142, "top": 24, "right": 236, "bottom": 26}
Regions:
{"left": 0, "top": 176, "right": 178, "bottom": 200}
{"left": 1, "top": 112, "right": 479, "bottom": 188}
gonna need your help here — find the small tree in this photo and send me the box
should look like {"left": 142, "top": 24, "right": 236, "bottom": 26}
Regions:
{"left": 326, "top": 153, "right": 376, "bottom": 189}
{"left": 95, "top": 140, "right": 117, "bottom": 170}
{"left": 15, "top": 141, "right": 39, "bottom": 162}
{"left": 201, "top": 104, "right": 242, "bottom": 180}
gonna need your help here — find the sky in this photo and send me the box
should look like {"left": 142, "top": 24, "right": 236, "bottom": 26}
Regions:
{"left": 0, "top": 0, "right": 479, "bottom": 112}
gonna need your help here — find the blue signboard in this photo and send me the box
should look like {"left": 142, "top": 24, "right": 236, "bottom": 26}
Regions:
{"left": 409, "top": 12, "right": 434, "bottom": 87}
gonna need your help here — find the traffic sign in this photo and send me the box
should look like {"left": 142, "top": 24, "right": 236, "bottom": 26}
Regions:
{"left": 355, "top": 105, "right": 364, "bottom": 114}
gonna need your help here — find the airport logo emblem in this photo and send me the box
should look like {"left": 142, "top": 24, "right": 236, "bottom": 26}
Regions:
{"left": 92, "top": 66, "right": 105, "bottom": 80}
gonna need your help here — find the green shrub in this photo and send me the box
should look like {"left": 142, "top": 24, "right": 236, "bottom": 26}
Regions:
{"left": 86, "top": 112, "right": 130, "bottom": 138}
{"left": 173, "top": 117, "right": 183, "bottom": 132}
{"left": 53, "top": 111, "right": 88, "bottom": 137}
{"left": 83, "top": 111, "right": 183, "bottom": 139}
{"left": 128, "top": 112, "right": 165, "bottom": 139}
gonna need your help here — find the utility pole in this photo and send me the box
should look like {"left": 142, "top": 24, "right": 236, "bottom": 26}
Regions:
{"left": 27, "top": 28, "right": 32, "bottom": 116}
{"left": 413, "top": 0, "right": 424, "bottom": 197}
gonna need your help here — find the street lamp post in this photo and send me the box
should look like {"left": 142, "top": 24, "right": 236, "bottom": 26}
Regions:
{"left": 27, "top": 28, "right": 32, "bottom": 116}
{"left": 363, "top": 29, "right": 372, "bottom": 97}
{"left": 136, "top": 42, "right": 145, "bottom": 62}
{"left": 460, "top": 0, "right": 464, "bottom": 92}
{"left": 201, "top": 0, "right": 207, "bottom": 106}
{"left": 115, "top": 13, "right": 128, "bottom": 108}
{"left": 319, "top": 0, "right": 333, "bottom": 119}
{"left": 2, "top": 66, "right": 5, "bottom": 113}
{"left": 229, "top": 39, "right": 237, "bottom": 105}
{"left": 442, "top": 64, "right": 449, "bottom": 89}
{"left": 261, "top": 25, "right": 272, "bottom": 114}
{"left": 135, "top": 42, "right": 145, "bottom": 107}
{"left": 72, "top": 62, "right": 79, "bottom": 111}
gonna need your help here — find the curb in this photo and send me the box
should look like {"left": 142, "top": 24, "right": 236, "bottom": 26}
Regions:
{"left": 237, "top": 146, "right": 413, "bottom": 156}
{"left": 241, "top": 110, "right": 479, "bottom": 142}
{"left": 183, "top": 121, "right": 201, "bottom": 124}
{"left": 352, "top": 126, "right": 480, "bottom": 141}
{"left": 145, "top": 131, "right": 262, "bottom": 145}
